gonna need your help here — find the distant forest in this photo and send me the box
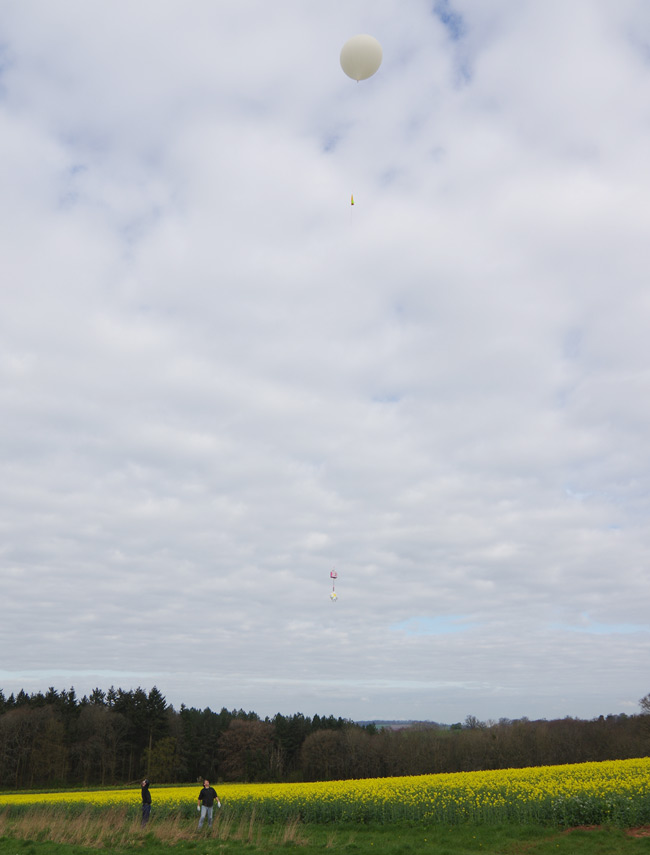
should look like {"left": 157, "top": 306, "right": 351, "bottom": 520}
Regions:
{"left": 1, "top": 686, "right": 649, "bottom": 789}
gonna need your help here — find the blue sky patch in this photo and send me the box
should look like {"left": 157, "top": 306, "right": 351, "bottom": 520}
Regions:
{"left": 552, "top": 616, "right": 650, "bottom": 635}
{"left": 433, "top": 1, "right": 466, "bottom": 41}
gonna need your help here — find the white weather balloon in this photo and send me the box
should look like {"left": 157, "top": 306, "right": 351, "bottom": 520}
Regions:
{"left": 340, "top": 34, "right": 383, "bottom": 81}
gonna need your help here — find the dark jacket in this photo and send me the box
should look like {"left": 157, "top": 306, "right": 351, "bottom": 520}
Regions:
{"left": 198, "top": 786, "right": 217, "bottom": 807}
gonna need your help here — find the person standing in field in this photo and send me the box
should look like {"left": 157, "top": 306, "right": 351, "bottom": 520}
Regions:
{"left": 197, "top": 778, "right": 220, "bottom": 829}
{"left": 141, "top": 779, "right": 152, "bottom": 826}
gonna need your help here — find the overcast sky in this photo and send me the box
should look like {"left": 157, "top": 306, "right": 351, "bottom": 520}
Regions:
{"left": 2, "top": 0, "right": 650, "bottom": 725}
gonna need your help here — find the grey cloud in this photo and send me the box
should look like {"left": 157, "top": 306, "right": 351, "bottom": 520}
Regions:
{"left": 1, "top": 0, "right": 650, "bottom": 722}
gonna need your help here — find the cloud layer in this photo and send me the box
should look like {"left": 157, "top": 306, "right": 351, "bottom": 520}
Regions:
{"left": 2, "top": 0, "right": 650, "bottom": 722}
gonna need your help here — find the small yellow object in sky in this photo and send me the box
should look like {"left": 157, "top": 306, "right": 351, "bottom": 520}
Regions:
{"left": 351, "top": 194, "right": 355, "bottom": 206}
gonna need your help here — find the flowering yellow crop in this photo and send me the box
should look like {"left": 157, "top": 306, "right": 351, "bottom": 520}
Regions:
{"left": 1, "top": 757, "right": 649, "bottom": 826}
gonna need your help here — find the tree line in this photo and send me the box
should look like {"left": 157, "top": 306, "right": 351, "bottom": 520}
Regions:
{"left": 0, "top": 686, "right": 364, "bottom": 788}
{"left": 0, "top": 686, "right": 648, "bottom": 789}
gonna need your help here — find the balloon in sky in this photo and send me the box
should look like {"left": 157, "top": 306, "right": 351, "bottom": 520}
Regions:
{"left": 340, "top": 34, "right": 383, "bottom": 82}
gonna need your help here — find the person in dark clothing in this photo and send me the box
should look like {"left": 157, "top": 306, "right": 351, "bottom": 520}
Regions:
{"left": 141, "top": 779, "right": 152, "bottom": 826}
{"left": 197, "top": 779, "right": 220, "bottom": 829}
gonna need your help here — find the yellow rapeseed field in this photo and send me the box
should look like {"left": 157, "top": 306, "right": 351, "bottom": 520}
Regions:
{"left": 1, "top": 757, "right": 649, "bottom": 826}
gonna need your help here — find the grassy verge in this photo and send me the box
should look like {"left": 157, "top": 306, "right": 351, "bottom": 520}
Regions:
{"left": 1, "top": 807, "right": 650, "bottom": 854}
